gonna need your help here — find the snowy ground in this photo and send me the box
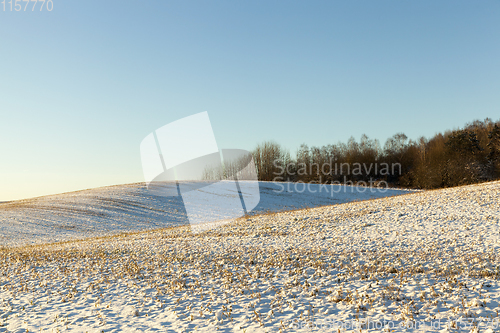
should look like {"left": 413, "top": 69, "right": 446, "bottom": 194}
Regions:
{"left": 1, "top": 181, "right": 500, "bottom": 332}
{"left": 0, "top": 182, "right": 408, "bottom": 247}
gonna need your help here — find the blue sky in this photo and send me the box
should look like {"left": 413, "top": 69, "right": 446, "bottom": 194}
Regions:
{"left": 1, "top": 0, "right": 499, "bottom": 200}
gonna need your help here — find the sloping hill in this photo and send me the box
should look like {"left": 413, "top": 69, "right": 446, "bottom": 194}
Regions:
{"left": 0, "top": 181, "right": 498, "bottom": 332}
{"left": 0, "top": 182, "right": 409, "bottom": 246}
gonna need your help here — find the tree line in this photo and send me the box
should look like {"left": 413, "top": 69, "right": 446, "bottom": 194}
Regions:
{"left": 252, "top": 118, "right": 500, "bottom": 189}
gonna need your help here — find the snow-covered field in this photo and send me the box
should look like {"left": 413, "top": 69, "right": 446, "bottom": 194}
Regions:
{"left": 0, "top": 182, "right": 408, "bottom": 247}
{"left": 1, "top": 181, "right": 500, "bottom": 332}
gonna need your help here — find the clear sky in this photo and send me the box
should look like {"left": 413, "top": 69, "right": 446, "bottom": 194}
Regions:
{"left": 1, "top": 0, "right": 499, "bottom": 201}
